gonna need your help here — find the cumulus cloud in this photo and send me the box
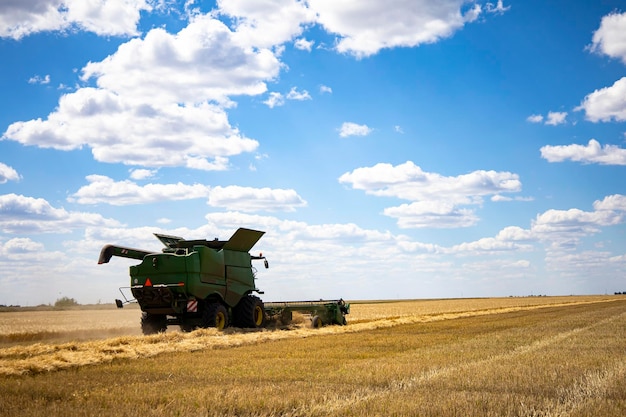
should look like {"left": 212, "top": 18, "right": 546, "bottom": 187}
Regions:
{"left": 593, "top": 194, "right": 626, "bottom": 212}
{"left": 129, "top": 168, "right": 156, "bottom": 180}
{"left": 450, "top": 194, "right": 626, "bottom": 255}
{"left": 80, "top": 16, "right": 281, "bottom": 105}
{"left": 384, "top": 202, "right": 479, "bottom": 229}
{"left": 527, "top": 111, "right": 567, "bottom": 125}
{"left": 540, "top": 139, "right": 626, "bottom": 165}
{"left": 0, "top": 238, "right": 44, "bottom": 254}
{"left": 0, "top": 163, "right": 20, "bottom": 184}
{"left": 486, "top": 1, "right": 510, "bottom": 15}
{"left": 3, "top": 88, "right": 256, "bottom": 170}
{"left": 208, "top": 185, "right": 307, "bottom": 212}
{"left": 340, "top": 161, "right": 521, "bottom": 202}
{"left": 217, "top": 0, "right": 317, "bottom": 49}
{"left": 1, "top": 10, "right": 288, "bottom": 170}
{"left": 28, "top": 74, "right": 50, "bottom": 85}
{"left": 68, "top": 175, "right": 212, "bottom": 205}
{"left": 286, "top": 87, "right": 311, "bottom": 101}
{"left": 0, "top": 193, "right": 121, "bottom": 233}
{"left": 294, "top": 37, "right": 314, "bottom": 51}
{"left": 545, "top": 111, "right": 567, "bottom": 125}
{"left": 0, "top": 0, "right": 152, "bottom": 40}
{"left": 68, "top": 176, "right": 307, "bottom": 212}
{"left": 339, "top": 161, "right": 522, "bottom": 228}
{"left": 339, "top": 122, "right": 372, "bottom": 137}
{"left": 264, "top": 92, "right": 285, "bottom": 108}
{"left": 264, "top": 87, "right": 311, "bottom": 108}
{"left": 576, "top": 77, "right": 626, "bottom": 122}
{"left": 589, "top": 11, "right": 626, "bottom": 64}
{"left": 308, "top": 0, "right": 482, "bottom": 58}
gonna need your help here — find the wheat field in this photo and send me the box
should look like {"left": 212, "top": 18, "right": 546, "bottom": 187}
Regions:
{"left": 1, "top": 295, "right": 625, "bottom": 416}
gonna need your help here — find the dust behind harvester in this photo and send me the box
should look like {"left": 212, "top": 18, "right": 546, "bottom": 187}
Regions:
{"left": 98, "top": 228, "right": 349, "bottom": 334}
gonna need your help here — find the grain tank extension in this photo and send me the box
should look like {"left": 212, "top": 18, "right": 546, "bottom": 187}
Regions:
{"left": 98, "top": 228, "right": 269, "bottom": 334}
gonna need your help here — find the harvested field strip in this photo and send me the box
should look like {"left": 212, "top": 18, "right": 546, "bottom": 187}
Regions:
{"left": 300, "top": 310, "right": 626, "bottom": 416}
{"left": 0, "top": 297, "right": 618, "bottom": 376}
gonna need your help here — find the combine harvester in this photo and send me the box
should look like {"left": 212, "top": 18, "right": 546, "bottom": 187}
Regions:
{"left": 98, "top": 228, "right": 349, "bottom": 334}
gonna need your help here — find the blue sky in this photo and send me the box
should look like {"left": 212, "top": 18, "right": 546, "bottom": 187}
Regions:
{"left": 1, "top": 0, "right": 626, "bottom": 306}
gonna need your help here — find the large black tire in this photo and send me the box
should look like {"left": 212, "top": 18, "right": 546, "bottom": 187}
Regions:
{"left": 202, "top": 302, "right": 229, "bottom": 330}
{"left": 233, "top": 295, "right": 266, "bottom": 328}
{"left": 311, "top": 315, "right": 323, "bottom": 328}
{"left": 141, "top": 312, "right": 167, "bottom": 335}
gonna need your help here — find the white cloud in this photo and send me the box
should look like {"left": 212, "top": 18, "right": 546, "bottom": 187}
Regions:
{"left": 319, "top": 85, "right": 332, "bottom": 94}
{"left": 339, "top": 161, "right": 522, "bottom": 228}
{"left": 81, "top": 16, "right": 281, "bottom": 105}
{"left": 339, "top": 161, "right": 521, "bottom": 202}
{"left": 540, "top": 139, "right": 626, "bottom": 165}
{"left": 0, "top": 163, "right": 20, "bottom": 184}
{"left": 308, "top": 0, "right": 482, "bottom": 58}
{"left": 545, "top": 111, "right": 567, "bottom": 125}
{"left": 451, "top": 237, "right": 529, "bottom": 253}
{"left": 217, "top": 0, "right": 317, "bottom": 49}
{"left": 593, "top": 194, "right": 626, "bottom": 212}
{"left": 531, "top": 207, "right": 622, "bottom": 243}
{"left": 2, "top": 13, "right": 277, "bottom": 170}
{"left": 286, "top": 87, "right": 311, "bottom": 101}
{"left": 589, "top": 11, "right": 626, "bottom": 64}
{"left": 577, "top": 77, "right": 626, "bottom": 122}
{"left": 69, "top": 177, "right": 308, "bottom": 212}
{"left": 264, "top": 92, "right": 285, "bottom": 108}
{"left": 0, "top": 193, "right": 121, "bottom": 234}
{"left": 491, "top": 195, "right": 534, "bottom": 202}
{"left": 129, "top": 168, "right": 156, "bottom": 180}
{"left": 208, "top": 186, "right": 307, "bottom": 212}
{"left": 486, "top": 1, "right": 510, "bottom": 15}
{"left": 450, "top": 194, "right": 626, "bottom": 255}
{"left": 339, "top": 122, "right": 372, "bottom": 137}
{"left": 3, "top": 88, "right": 258, "bottom": 170}
{"left": 28, "top": 74, "right": 50, "bottom": 85}
{"left": 264, "top": 87, "right": 311, "bottom": 108}
{"left": 527, "top": 111, "right": 567, "bottom": 125}
{"left": 384, "top": 202, "right": 479, "bottom": 229}
{"left": 0, "top": 0, "right": 152, "bottom": 40}
{"left": 0, "top": 238, "right": 44, "bottom": 255}
{"left": 68, "top": 175, "right": 212, "bottom": 205}
{"left": 294, "top": 37, "right": 314, "bottom": 51}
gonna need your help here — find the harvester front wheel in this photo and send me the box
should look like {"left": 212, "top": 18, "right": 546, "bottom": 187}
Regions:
{"left": 141, "top": 312, "right": 167, "bottom": 335}
{"left": 202, "top": 302, "right": 229, "bottom": 330}
{"left": 233, "top": 295, "right": 266, "bottom": 328}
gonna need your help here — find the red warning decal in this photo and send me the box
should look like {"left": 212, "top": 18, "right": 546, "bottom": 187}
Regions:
{"left": 187, "top": 300, "right": 198, "bottom": 313}
{"left": 144, "top": 278, "right": 152, "bottom": 287}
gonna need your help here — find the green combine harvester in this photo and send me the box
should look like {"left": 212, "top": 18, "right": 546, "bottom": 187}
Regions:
{"left": 98, "top": 228, "right": 349, "bottom": 334}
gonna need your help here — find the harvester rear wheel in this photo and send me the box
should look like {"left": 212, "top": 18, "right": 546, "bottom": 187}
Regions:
{"left": 141, "top": 312, "right": 167, "bottom": 335}
{"left": 202, "top": 302, "right": 228, "bottom": 330}
{"left": 233, "top": 295, "right": 266, "bottom": 328}
{"left": 311, "top": 315, "right": 323, "bottom": 328}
